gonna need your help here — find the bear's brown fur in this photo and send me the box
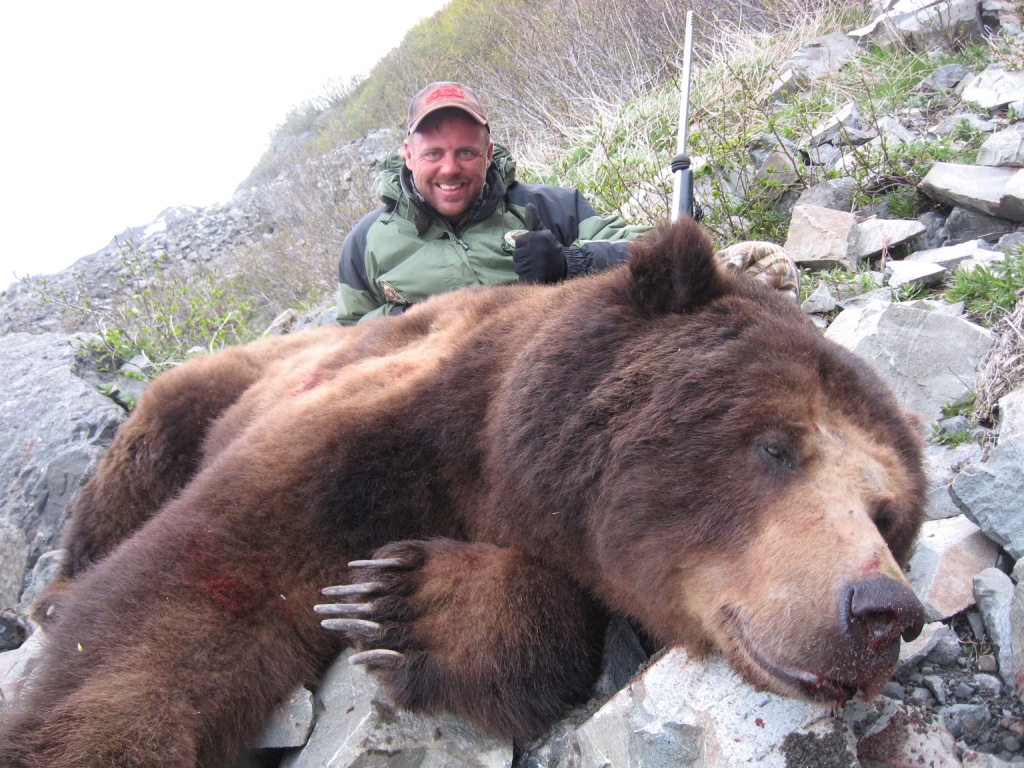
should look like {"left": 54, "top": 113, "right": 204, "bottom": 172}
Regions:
{"left": 1, "top": 219, "right": 927, "bottom": 767}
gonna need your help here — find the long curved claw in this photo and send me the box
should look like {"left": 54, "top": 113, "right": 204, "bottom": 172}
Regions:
{"left": 313, "top": 602, "right": 374, "bottom": 617}
{"left": 350, "top": 649, "right": 403, "bottom": 669}
{"left": 321, "top": 581, "right": 385, "bottom": 597}
{"left": 320, "top": 618, "right": 380, "bottom": 636}
{"left": 348, "top": 558, "right": 409, "bottom": 569}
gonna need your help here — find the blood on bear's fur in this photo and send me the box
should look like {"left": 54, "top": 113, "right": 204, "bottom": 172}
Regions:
{"left": 0, "top": 218, "right": 926, "bottom": 768}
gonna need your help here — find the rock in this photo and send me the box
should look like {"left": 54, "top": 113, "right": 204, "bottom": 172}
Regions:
{"left": 837, "top": 286, "right": 894, "bottom": 311}
{"left": 933, "top": 112, "right": 995, "bottom": 138}
{"left": 516, "top": 720, "right": 580, "bottom": 768}
{"left": 253, "top": 686, "right": 314, "bottom": 749}
{"left": 0, "top": 333, "right": 126, "bottom": 604}
{"left": 978, "top": 124, "right": 1024, "bottom": 167}
{"left": 916, "top": 210, "right": 948, "bottom": 250}
{"left": 770, "top": 32, "right": 859, "bottom": 98}
{"left": 995, "top": 231, "right": 1024, "bottom": 252}
{"left": 950, "top": 391, "right": 1024, "bottom": 557}
{"left": 962, "top": 63, "right": 1024, "bottom": 110}
{"left": 939, "top": 702, "right": 992, "bottom": 739}
{"left": 575, "top": 647, "right": 844, "bottom": 767}
{"left": 972, "top": 673, "right": 1002, "bottom": 696}
{"left": 963, "top": 750, "right": 1018, "bottom": 767}
{"left": 931, "top": 113, "right": 998, "bottom": 138}
{"left": 920, "top": 163, "right": 1024, "bottom": 223}
{"left": 923, "top": 674, "right": 949, "bottom": 705}
{"left": 899, "top": 621, "right": 959, "bottom": 670}
{"left": 871, "top": 114, "right": 918, "bottom": 146}
{"left": 887, "top": 259, "right": 946, "bottom": 291}
{"left": 849, "top": 0, "right": 983, "bottom": 51}
{"left": 977, "top": 653, "right": 999, "bottom": 674}
{"left": 849, "top": 697, "right": 960, "bottom": 767}
{"left": 805, "top": 143, "right": 844, "bottom": 167}
{"left": 803, "top": 101, "right": 875, "bottom": 147}
{"left": 940, "top": 206, "right": 1019, "bottom": 246}
{"left": 800, "top": 282, "right": 838, "bottom": 314}
{"left": 17, "top": 549, "right": 66, "bottom": 614}
{"left": 752, "top": 150, "right": 801, "bottom": 196}
{"left": 906, "top": 515, "right": 1000, "bottom": 621}
{"left": 824, "top": 301, "right": 993, "bottom": 421}
{"left": 785, "top": 204, "right": 859, "bottom": 269}
{"left": 855, "top": 217, "right": 927, "bottom": 260}
{"left": 974, "top": 568, "right": 1015, "bottom": 687}
{"left": 921, "top": 63, "right": 971, "bottom": 91}
{"left": 795, "top": 177, "right": 856, "bottom": 211}
{"left": 927, "top": 628, "right": 966, "bottom": 667}
{"left": 0, "top": 611, "right": 25, "bottom": 653}
{"left": 1011, "top": 578, "right": 1024, "bottom": 698}
{"left": 0, "top": 523, "right": 27, "bottom": 613}
{"left": 0, "top": 630, "right": 46, "bottom": 708}
{"left": 279, "top": 650, "right": 511, "bottom": 768}
{"left": 908, "top": 239, "right": 995, "bottom": 269}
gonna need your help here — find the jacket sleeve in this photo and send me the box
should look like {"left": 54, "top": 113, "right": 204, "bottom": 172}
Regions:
{"left": 336, "top": 207, "right": 386, "bottom": 325}
{"left": 507, "top": 184, "right": 649, "bottom": 279}
{"left": 567, "top": 209, "right": 648, "bottom": 278}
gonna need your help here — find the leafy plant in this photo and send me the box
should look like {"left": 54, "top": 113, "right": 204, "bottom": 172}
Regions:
{"left": 800, "top": 267, "right": 881, "bottom": 303}
{"left": 929, "top": 422, "right": 974, "bottom": 447}
{"left": 29, "top": 239, "right": 259, "bottom": 378}
{"left": 941, "top": 394, "right": 975, "bottom": 420}
{"left": 944, "top": 249, "right": 1024, "bottom": 326}
{"left": 893, "top": 280, "right": 930, "bottom": 302}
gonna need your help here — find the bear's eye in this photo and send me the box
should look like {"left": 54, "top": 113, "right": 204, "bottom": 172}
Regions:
{"left": 758, "top": 440, "right": 796, "bottom": 472}
{"left": 873, "top": 505, "right": 897, "bottom": 537}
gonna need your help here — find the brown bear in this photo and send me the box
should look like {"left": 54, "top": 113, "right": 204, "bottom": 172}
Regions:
{"left": 0, "top": 218, "right": 927, "bottom": 768}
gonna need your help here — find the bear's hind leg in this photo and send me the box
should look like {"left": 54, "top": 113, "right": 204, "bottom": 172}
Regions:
{"left": 4, "top": 512, "right": 340, "bottom": 768}
{"left": 316, "top": 539, "right": 605, "bottom": 742}
{"left": 61, "top": 348, "right": 268, "bottom": 578}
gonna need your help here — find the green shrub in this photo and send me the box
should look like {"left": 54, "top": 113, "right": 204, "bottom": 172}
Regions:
{"left": 944, "top": 249, "right": 1024, "bottom": 326}
{"left": 30, "top": 240, "right": 259, "bottom": 378}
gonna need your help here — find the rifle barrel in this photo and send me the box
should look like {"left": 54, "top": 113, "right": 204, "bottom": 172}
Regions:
{"left": 670, "top": 10, "right": 695, "bottom": 223}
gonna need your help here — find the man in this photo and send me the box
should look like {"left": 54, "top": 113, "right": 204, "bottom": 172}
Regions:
{"left": 336, "top": 81, "right": 647, "bottom": 324}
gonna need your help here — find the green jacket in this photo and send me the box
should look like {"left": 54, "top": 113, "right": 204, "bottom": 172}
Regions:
{"left": 336, "top": 145, "right": 647, "bottom": 324}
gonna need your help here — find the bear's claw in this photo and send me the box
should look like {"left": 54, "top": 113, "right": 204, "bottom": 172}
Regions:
{"left": 320, "top": 618, "right": 381, "bottom": 636}
{"left": 313, "top": 601, "right": 374, "bottom": 617}
{"left": 350, "top": 649, "right": 404, "bottom": 668}
{"left": 321, "top": 581, "right": 385, "bottom": 597}
{"left": 349, "top": 557, "right": 409, "bottom": 570}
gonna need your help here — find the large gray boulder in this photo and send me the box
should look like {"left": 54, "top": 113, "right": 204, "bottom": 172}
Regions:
{"left": 0, "top": 333, "right": 125, "bottom": 609}
{"left": 920, "top": 163, "right": 1024, "bottom": 222}
{"left": 848, "top": 0, "right": 983, "bottom": 51}
{"left": 575, "top": 648, "right": 842, "bottom": 767}
{"left": 824, "top": 302, "right": 993, "bottom": 422}
{"left": 279, "top": 650, "right": 512, "bottom": 768}
{"left": 962, "top": 63, "right": 1024, "bottom": 110}
{"left": 950, "top": 388, "right": 1024, "bottom": 558}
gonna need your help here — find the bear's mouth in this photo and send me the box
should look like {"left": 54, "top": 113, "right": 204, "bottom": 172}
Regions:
{"left": 721, "top": 605, "right": 859, "bottom": 704}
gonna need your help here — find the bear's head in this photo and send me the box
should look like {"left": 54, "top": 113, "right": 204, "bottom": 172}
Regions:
{"left": 589, "top": 220, "right": 927, "bottom": 705}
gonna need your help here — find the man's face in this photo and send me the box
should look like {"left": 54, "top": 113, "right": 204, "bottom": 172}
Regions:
{"left": 404, "top": 112, "right": 493, "bottom": 223}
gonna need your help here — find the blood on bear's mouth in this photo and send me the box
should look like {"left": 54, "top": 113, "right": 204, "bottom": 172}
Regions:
{"left": 721, "top": 605, "right": 860, "bottom": 705}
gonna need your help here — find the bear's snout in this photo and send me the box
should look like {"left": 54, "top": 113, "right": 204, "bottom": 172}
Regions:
{"left": 845, "top": 575, "right": 925, "bottom": 648}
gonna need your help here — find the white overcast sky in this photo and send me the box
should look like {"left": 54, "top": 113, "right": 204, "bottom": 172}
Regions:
{"left": 0, "top": 0, "right": 451, "bottom": 289}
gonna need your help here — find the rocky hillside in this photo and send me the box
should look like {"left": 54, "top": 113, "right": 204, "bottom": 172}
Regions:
{"left": 3, "top": 0, "right": 1024, "bottom": 765}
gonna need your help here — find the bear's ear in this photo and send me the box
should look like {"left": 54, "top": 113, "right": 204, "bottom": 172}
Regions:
{"left": 627, "top": 218, "right": 730, "bottom": 315}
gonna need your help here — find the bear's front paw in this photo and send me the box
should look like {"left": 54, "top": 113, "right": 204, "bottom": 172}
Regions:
{"left": 315, "top": 541, "right": 429, "bottom": 669}
{"left": 314, "top": 539, "right": 603, "bottom": 741}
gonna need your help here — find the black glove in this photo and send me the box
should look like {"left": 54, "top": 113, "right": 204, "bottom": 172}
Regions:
{"left": 513, "top": 204, "right": 568, "bottom": 284}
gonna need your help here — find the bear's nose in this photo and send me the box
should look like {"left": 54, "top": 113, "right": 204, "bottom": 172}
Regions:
{"left": 844, "top": 575, "right": 925, "bottom": 650}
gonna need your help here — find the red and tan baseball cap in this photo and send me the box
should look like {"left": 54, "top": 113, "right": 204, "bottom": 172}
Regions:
{"left": 407, "top": 82, "right": 488, "bottom": 134}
